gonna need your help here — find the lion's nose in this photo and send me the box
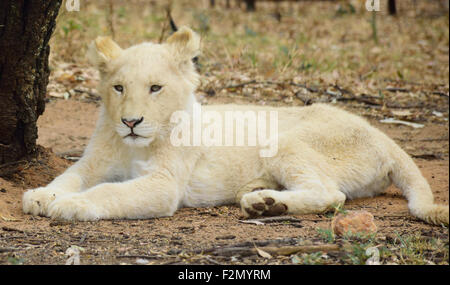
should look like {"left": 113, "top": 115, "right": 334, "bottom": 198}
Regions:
{"left": 121, "top": 117, "right": 144, "bottom": 128}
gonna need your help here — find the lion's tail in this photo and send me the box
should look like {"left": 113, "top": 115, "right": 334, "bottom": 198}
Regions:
{"left": 389, "top": 143, "right": 448, "bottom": 225}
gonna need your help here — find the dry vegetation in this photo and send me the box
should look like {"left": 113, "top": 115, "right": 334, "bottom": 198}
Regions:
{"left": 0, "top": 0, "right": 448, "bottom": 265}
{"left": 48, "top": 0, "right": 449, "bottom": 123}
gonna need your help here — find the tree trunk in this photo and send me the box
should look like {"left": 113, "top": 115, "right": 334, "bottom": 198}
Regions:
{"left": 388, "top": 0, "right": 397, "bottom": 15}
{"left": 244, "top": 0, "right": 256, "bottom": 12}
{"left": 0, "top": 0, "right": 62, "bottom": 164}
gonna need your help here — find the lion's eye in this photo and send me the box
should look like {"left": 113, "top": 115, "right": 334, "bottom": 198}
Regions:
{"left": 113, "top": 85, "right": 124, "bottom": 93}
{"left": 150, "top": 85, "right": 162, "bottom": 93}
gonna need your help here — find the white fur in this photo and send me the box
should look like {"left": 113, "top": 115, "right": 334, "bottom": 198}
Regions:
{"left": 22, "top": 27, "right": 449, "bottom": 225}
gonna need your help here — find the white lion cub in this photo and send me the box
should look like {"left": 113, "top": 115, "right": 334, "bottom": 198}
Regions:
{"left": 23, "top": 27, "right": 448, "bottom": 225}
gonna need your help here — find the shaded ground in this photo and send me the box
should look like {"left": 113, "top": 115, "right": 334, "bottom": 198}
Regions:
{"left": 0, "top": 0, "right": 449, "bottom": 265}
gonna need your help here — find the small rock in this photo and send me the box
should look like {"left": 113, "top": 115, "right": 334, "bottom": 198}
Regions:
{"left": 331, "top": 210, "right": 377, "bottom": 237}
{"left": 135, "top": 258, "right": 149, "bottom": 265}
{"left": 167, "top": 249, "right": 182, "bottom": 255}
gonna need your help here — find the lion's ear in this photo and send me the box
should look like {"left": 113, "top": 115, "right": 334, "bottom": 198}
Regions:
{"left": 166, "top": 26, "right": 201, "bottom": 64}
{"left": 87, "top": 36, "right": 122, "bottom": 70}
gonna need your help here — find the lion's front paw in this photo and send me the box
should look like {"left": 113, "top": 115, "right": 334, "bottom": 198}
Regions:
{"left": 48, "top": 194, "right": 103, "bottom": 221}
{"left": 23, "top": 187, "right": 61, "bottom": 216}
{"left": 241, "top": 190, "right": 288, "bottom": 218}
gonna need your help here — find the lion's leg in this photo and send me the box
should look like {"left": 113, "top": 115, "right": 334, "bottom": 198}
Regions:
{"left": 241, "top": 147, "right": 346, "bottom": 217}
{"left": 241, "top": 187, "right": 346, "bottom": 218}
{"left": 47, "top": 170, "right": 182, "bottom": 221}
{"left": 23, "top": 119, "right": 118, "bottom": 217}
{"left": 23, "top": 155, "right": 115, "bottom": 217}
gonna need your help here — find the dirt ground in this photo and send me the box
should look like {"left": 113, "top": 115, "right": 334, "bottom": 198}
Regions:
{"left": 0, "top": 96, "right": 448, "bottom": 265}
{"left": 0, "top": 0, "right": 449, "bottom": 265}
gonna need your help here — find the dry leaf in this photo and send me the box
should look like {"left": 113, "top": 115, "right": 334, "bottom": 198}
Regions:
{"left": 255, "top": 247, "right": 272, "bottom": 259}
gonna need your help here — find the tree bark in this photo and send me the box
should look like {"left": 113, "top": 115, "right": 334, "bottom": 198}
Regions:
{"left": 0, "top": 0, "right": 62, "bottom": 164}
{"left": 388, "top": 0, "right": 397, "bottom": 15}
{"left": 244, "top": 0, "right": 256, "bottom": 12}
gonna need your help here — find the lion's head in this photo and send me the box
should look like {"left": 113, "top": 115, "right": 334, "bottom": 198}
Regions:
{"left": 88, "top": 27, "right": 200, "bottom": 147}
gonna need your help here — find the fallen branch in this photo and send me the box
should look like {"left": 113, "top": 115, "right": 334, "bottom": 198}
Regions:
{"left": 379, "top": 118, "right": 424, "bottom": 129}
{"left": 261, "top": 244, "right": 341, "bottom": 256}
{"left": 222, "top": 80, "right": 317, "bottom": 92}
{"left": 202, "top": 244, "right": 341, "bottom": 257}
{"left": 0, "top": 247, "right": 19, "bottom": 253}
{"left": 116, "top": 254, "right": 168, "bottom": 260}
{"left": 289, "top": 82, "right": 319, "bottom": 93}
{"left": 195, "top": 237, "right": 299, "bottom": 255}
{"left": 335, "top": 95, "right": 382, "bottom": 106}
{"left": 1, "top": 226, "right": 26, "bottom": 234}
{"left": 385, "top": 87, "right": 409, "bottom": 93}
{"left": 396, "top": 137, "right": 448, "bottom": 142}
{"left": 432, "top": 91, "right": 449, "bottom": 98}
{"left": 56, "top": 150, "right": 84, "bottom": 161}
{"left": 410, "top": 153, "right": 443, "bottom": 160}
{"left": 239, "top": 216, "right": 302, "bottom": 225}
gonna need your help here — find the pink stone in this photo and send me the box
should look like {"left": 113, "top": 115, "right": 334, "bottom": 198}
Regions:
{"left": 331, "top": 210, "right": 377, "bottom": 237}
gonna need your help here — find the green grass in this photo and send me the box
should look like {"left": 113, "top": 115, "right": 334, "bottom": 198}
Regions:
{"left": 291, "top": 252, "right": 326, "bottom": 265}
{"left": 317, "top": 228, "right": 335, "bottom": 244}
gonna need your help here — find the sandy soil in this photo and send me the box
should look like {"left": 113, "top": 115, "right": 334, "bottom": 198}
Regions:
{"left": 0, "top": 97, "right": 448, "bottom": 265}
